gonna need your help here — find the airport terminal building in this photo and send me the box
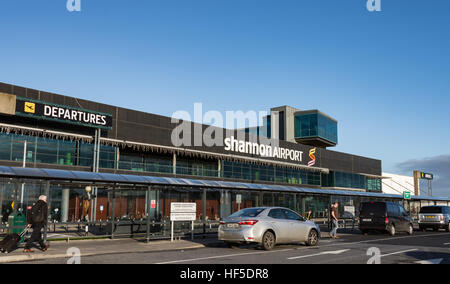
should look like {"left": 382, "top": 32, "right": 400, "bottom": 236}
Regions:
{"left": 0, "top": 82, "right": 448, "bottom": 237}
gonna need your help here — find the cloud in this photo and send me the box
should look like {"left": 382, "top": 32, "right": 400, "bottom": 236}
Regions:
{"left": 396, "top": 155, "right": 450, "bottom": 198}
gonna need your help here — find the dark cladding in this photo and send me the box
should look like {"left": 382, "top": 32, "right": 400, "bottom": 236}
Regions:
{"left": 0, "top": 81, "right": 381, "bottom": 184}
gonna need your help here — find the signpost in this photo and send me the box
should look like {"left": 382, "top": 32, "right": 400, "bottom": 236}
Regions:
{"left": 414, "top": 171, "right": 434, "bottom": 196}
{"left": 420, "top": 172, "right": 433, "bottom": 180}
{"left": 343, "top": 206, "right": 355, "bottom": 219}
{"left": 403, "top": 191, "right": 412, "bottom": 200}
{"left": 236, "top": 194, "right": 242, "bottom": 211}
{"left": 170, "top": 203, "right": 197, "bottom": 242}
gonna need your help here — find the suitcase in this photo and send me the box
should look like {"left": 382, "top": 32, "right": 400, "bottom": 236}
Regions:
{"left": 0, "top": 227, "right": 29, "bottom": 254}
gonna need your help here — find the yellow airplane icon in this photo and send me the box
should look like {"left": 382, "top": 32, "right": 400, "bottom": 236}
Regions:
{"left": 24, "top": 102, "right": 35, "bottom": 114}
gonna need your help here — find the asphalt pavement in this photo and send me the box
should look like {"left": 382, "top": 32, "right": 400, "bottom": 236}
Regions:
{"left": 7, "top": 229, "right": 450, "bottom": 264}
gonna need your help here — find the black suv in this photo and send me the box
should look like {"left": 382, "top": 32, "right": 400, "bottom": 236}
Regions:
{"left": 359, "top": 202, "right": 414, "bottom": 236}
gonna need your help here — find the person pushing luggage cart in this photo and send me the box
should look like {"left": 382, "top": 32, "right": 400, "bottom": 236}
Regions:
{"left": 24, "top": 195, "right": 49, "bottom": 253}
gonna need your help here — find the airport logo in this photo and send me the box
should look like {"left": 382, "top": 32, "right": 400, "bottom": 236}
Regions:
{"left": 224, "top": 136, "right": 304, "bottom": 163}
{"left": 24, "top": 102, "right": 35, "bottom": 114}
{"left": 307, "top": 148, "right": 317, "bottom": 167}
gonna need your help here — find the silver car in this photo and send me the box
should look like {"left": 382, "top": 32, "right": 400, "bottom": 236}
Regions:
{"left": 218, "top": 207, "right": 320, "bottom": 250}
{"left": 418, "top": 206, "right": 450, "bottom": 232}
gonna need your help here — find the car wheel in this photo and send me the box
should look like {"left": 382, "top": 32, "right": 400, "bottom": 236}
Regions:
{"left": 388, "top": 224, "right": 396, "bottom": 236}
{"left": 407, "top": 224, "right": 413, "bottom": 235}
{"left": 361, "top": 230, "right": 368, "bottom": 235}
{"left": 306, "top": 229, "right": 319, "bottom": 246}
{"left": 261, "top": 231, "right": 276, "bottom": 251}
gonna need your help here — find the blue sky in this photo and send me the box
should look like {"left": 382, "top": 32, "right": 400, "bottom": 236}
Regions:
{"left": 0, "top": 0, "right": 449, "bottom": 196}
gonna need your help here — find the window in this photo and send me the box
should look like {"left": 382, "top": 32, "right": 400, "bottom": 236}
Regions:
{"left": 283, "top": 209, "right": 303, "bottom": 221}
{"left": 387, "top": 203, "right": 400, "bottom": 217}
{"left": 229, "top": 208, "right": 265, "bottom": 218}
{"left": 367, "top": 178, "right": 382, "bottom": 192}
{"left": 295, "top": 112, "right": 337, "bottom": 145}
{"left": 399, "top": 206, "right": 407, "bottom": 216}
{"left": 0, "top": 133, "right": 12, "bottom": 160}
{"left": 419, "top": 207, "right": 443, "bottom": 214}
{"left": 268, "top": 209, "right": 286, "bottom": 219}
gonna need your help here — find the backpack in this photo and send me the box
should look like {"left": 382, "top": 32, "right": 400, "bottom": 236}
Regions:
{"left": 30, "top": 203, "right": 45, "bottom": 224}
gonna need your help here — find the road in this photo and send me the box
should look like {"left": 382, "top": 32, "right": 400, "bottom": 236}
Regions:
{"left": 14, "top": 230, "right": 450, "bottom": 264}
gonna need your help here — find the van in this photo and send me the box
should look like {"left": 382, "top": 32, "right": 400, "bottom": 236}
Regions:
{"left": 359, "top": 202, "right": 413, "bottom": 236}
{"left": 418, "top": 206, "right": 450, "bottom": 232}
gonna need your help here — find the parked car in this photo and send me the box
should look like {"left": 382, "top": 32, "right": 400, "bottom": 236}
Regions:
{"left": 359, "top": 202, "right": 413, "bottom": 236}
{"left": 218, "top": 207, "right": 320, "bottom": 250}
{"left": 418, "top": 206, "right": 450, "bottom": 232}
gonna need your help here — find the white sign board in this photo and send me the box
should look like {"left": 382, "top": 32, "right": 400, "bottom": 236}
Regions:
{"left": 170, "top": 213, "right": 196, "bottom": 221}
{"left": 170, "top": 203, "right": 197, "bottom": 221}
{"left": 171, "top": 202, "right": 196, "bottom": 213}
{"left": 343, "top": 206, "right": 355, "bottom": 218}
{"left": 236, "top": 194, "right": 242, "bottom": 204}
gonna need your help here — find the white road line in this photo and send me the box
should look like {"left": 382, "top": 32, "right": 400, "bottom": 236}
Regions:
{"left": 156, "top": 232, "right": 450, "bottom": 264}
{"left": 287, "top": 249, "right": 350, "bottom": 260}
{"left": 319, "top": 232, "right": 450, "bottom": 249}
{"left": 155, "top": 248, "right": 294, "bottom": 264}
{"left": 380, "top": 249, "right": 418, "bottom": 258}
{"left": 444, "top": 242, "right": 450, "bottom": 245}
{"left": 415, "top": 258, "right": 443, "bottom": 264}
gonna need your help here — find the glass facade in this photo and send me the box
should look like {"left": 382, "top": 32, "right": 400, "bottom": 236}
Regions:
{"left": 322, "top": 171, "right": 381, "bottom": 191}
{"left": 0, "top": 132, "right": 383, "bottom": 192}
{"left": 295, "top": 112, "right": 338, "bottom": 145}
{"left": 243, "top": 115, "right": 271, "bottom": 138}
{"left": 222, "top": 161, "right": 321, "bottom": 186}
{"left": 177, "top": 158, "right": 218, "bottom": 177}
{"left": 367, "top": 178, "right": 382, "bottom": 192}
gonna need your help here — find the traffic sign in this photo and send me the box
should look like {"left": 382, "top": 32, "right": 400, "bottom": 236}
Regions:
{"left": 420, "top": 172, "right": 434, "bottom": 180}
{"left": 404, "top": 191, "right": 412, "bottom": 200}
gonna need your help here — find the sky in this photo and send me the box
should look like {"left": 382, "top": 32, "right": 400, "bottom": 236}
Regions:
{"left": 0, "top": 0, "right": 449, "bottom": 196}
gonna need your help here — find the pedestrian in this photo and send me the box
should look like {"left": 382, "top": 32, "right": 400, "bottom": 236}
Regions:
{"left": 24, "top": 195, "right": 49, "bottom": 253}
{"left": 329, "top": 202, "right": 339, "bottom": 239}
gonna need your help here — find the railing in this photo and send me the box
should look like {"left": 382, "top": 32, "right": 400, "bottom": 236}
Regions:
{"left": 0, "top": 219, "right": 222, "bottom": 242}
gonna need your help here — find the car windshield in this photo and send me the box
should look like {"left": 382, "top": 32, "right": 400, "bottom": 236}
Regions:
{"left": 229, "top": 208, "right": 265, "bottom": 218}
{"left": 420, "top": 207, "right": 443, "bottom": 214}
{"left": 360, "top": 202, "right": 386, "bottom": 216}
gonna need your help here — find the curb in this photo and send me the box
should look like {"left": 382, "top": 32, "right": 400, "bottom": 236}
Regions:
{"left": 0, "top": 242, "right": 217, "bottom": 263}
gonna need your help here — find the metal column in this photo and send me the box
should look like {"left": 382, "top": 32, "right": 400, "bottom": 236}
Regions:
{"left": 110, "top": 185, "right": 116, "bottom": 240}
{"left": 146, "top": 186, "right": 151, "bottom": 243}
{"left": 43, "top": 181, "right": 50, "bottom": 243}
{"left": 202, "top": 188, "right": 207, "bottom": 235}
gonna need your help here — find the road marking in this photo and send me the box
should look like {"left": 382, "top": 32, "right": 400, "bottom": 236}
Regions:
{"left": 287, "top": 249, "right": 350, "bottom": 260}
{"left": 380, "top": 249, "right": 418, "bottom": 258}
{"left": 415, "top": 258, "right": 443, "bottom": 264}
{"left": 319, "top": 232, "right": 450, "bottom": 249}
{"left": 155, "top": 248, "right": 295, "bottom": 264}
{"left": 444, "top": 243, "right": 450, "bottom": 245}
{"left": 156, "top": 232, "right": 450, "bottom": 264}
